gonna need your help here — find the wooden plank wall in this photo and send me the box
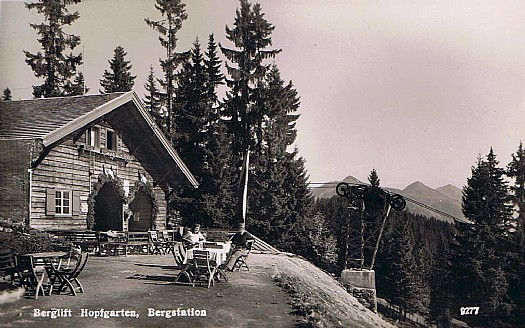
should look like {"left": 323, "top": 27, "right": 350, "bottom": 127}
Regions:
{"left": 30, "top": 122, "right": 167, "bottom": 231}
{"left": 0, "top": 139, "right": 34, "bottom": 222}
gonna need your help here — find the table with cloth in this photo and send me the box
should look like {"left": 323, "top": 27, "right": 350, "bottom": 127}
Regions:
{"left": 175, "top": 242, "right": 231, "bottom": 285}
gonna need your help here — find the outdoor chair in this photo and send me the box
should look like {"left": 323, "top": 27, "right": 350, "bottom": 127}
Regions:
{"left": 232, "top": 240, "right": 254, "bottom": 272}
{"left": 0, "top": 249, "right": 17, "bottom": 285}
{"left": 171, "top": 242, "right": 186, "bottom": 268}
{"left": 191, "top": 250, "right": 217, "bottom": 288}
{"left": 214, "top": 261, "right": 229, "bottom": 283}
{"left": 160, "top": 231, "right": 174, "bottom": 254}
{"left": 15, "top": 255, "right": 46, "bottom": 299}
{"left": 54, "top": 245, "right": 81, "bottom": 270}
{"left": 172, "top": 242, "right": 194, "bottom": 284}
{"left": 46, "top": 252, "right": 89, "bottom": 296}
{"left": 148, "top": 231, "right": 166, "bottom": 255}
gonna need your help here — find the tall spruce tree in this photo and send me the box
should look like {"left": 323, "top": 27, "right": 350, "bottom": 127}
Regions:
{"left": 242, "top": 64, "right": 311, "bottom": 248}
{"left": 204, "top": 34, "right": 224, "bottom": 110}
{"left": 24, "top": 0, "right": 84, "bottom": 98}
{"left": 173, "top": 37, "right": 237, "bottom": 229}
{"left": 507, "top": 142, "right": 525, "bottom": 324}
{"left": 462, "top": 149, "right": 513, "bottom": 231}
{"left": 429, "top": 242, "right": 452, "bottom": 327}
{"left": 143, "top": 66, "right": 164, "bottom": 127}
{"left": 380, "top": 216, "right": 422, "bottom": 319}
{"left": 173, "top": 38, "right": 208, "bottom": 173}
{"left": 280, "top": 151, "right": 313, "bottom": 250}
{"left": 145, "top": 0, "right": 188, "bottom": 139}
{"left": 453, "top": 149, "right": 513, "bottom": 325}
{"left": 219, "top": 2, "right": 315, "bottom": 249}
{"left": 199, "top": 120, "right": 238, "bottom": 228}
{"left": 197, "top": 34, "right": 237, "bottom": 228}
{"left": 220, "top": 0, "right": 281, "bottom": 159}
{"left": 2, "top": 88, "right": 12, "bottom": 101}
{"left": 508, "top": 142, "right": 525, "bottom": 248}
{"left": 100, "top": 46, "right": 136, "bottom": 93}
{"left": 169, "top": 39, "right": 209, "bottom": 227}
{"left": 413, "top": 238, "right": 431, "bottom": 313}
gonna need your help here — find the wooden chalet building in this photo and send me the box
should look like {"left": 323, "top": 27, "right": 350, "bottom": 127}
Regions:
{"left": 0, "top": 92, "right": 199, "bottom": 232}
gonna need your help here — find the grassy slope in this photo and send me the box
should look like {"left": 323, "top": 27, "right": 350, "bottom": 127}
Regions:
{"left": 254, "top": 252, "right": 395, "bottom": 328}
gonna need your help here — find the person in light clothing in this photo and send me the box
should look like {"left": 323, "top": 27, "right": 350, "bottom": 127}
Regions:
{"left": 183, "top": 224, "right": 206, "bottom": 247}
{"left": 225, "top": 223, "right": 254, "bottom": 271}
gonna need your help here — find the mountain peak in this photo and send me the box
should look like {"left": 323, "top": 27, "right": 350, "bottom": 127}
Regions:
{"left": 437, "top": 184, "right": 461, "bottom": 190}
{"left": 403, "top": 181, "right": 430, "bottom": 192}
{"left": 436, "top": 184, "right": 462, "bottom": 200}
{"left": 342, "top": 175, "right": 363, "bottom": 184}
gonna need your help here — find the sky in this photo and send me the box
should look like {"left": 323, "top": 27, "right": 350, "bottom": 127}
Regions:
{"left": 1, "top": 0, "right": 524, "bottom": 189}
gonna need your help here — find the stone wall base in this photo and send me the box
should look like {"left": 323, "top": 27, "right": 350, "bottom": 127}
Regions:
{"left": 345, "top": 285, "right": 377, "bottom": 313}
{"left": 340, "top": 269, "right": 377, "bottom": 312}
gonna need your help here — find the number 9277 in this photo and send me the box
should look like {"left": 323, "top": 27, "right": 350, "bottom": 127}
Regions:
{"left": 460, "top": 307, "right": 479, "bottom": 315}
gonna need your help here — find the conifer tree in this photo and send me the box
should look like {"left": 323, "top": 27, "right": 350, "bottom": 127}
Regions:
{"left": 381, "top": 216, "right": 421, "bottom": 318}
{"left": 368, "top": 169, "right": 380, "bottom": 187}
{"left": 219, "top": 1, "right": 315, "bottom": 248}
{"left": 413, "top": 239, "right": 431, "bottom": 313}
{"left": 292, "top": 210, "right": 337, "bottom": 272}
{"left": 145, "top": 0, "right": 188, "bottom": 140}
{"left": 453, "top": 148, "right": 513, "bottom": 325}
{"left": 244, "top": 65, "right": 311, "bottom": 248}
{"left": 68, "top": 72, "right": 88, "bottom": 96}
{"left": 508, "top": 142, "right": 525, "bottom": 248}
{"left": 429, "top": 243, "right": 452, "bottom": 327}
{"left": 507, "top": 142, "right": 525, "bottom": 324}
{"left": 199, "top": 120, "right": 238, "bottom": 228}
{"left": 173, "top": 38, "right": 236, "bottom": 229}
{"left": 197, "top": 34, "right": 236, "bottom": 228}
{"left": 220, "top": 0, "right": 281, "bottom": 158}
{"left": 2, "top": 88, "right": 12, "bottom": 101}
{"left": 24, "top": 0, "right": 84, "bottom": 98}
{"left": 170, "top": 39, "right": 209, "bottom": 227}
{"left": 100, "top": 46, "right": 136, "bottom": 93}
{"left": 143, "top": 66, "right": 164, "bottom": 128}
{"left": 462, "top": 148, "right": 513, "bottom": 231}
{"left": 173, "top": 38, "right": 209, "bottom": 173}
{"left": 280, "top": 151, "right": 313, "bottom": 249}
{"left": 204, "top": 34, "right": 224, "bottom": 109}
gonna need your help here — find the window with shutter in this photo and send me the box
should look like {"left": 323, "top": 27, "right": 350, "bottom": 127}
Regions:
{"left": 55, "top": 190, "right": 71, "bottom": 215}
{"left": 46, "top": 189, "right": 56, "bottom": 216}
{"left": 46, "top": 189, "right": 79, "bottom": 217}
{"left": 72, "top": 191, "right": 80, "bottom": 216}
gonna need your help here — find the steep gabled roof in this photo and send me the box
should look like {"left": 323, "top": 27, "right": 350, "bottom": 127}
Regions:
{"left": 0, "top": 92, "right": 199, "bottom": 190}
{"left": 0, "top": 93, "right": 124, "bottom": 141}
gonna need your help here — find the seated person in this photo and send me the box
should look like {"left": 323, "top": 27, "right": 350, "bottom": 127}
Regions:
{"left": 182, "top": 224, "right": 206, "bottom": 247}
{"left": 224, "top": 223, "right": 254, "bottom": 271}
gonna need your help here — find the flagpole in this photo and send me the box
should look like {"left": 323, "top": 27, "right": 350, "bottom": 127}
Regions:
{"left": 240, "top": 147, "right": 250, "bottom": 226}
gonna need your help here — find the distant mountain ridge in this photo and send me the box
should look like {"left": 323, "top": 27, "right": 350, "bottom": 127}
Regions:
{"left": 311, "top": 176, "right": 465, "bottom": 223}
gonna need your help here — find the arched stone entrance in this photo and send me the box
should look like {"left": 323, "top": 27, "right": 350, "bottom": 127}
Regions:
{"left": 128, "top": 190, "right": 153, "bottom": 232}
{"left": 93, "top": 182, "right": 123, "bottom": 231}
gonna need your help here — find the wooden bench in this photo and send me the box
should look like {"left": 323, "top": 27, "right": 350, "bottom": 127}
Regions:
{"left": 98, "top": 232, "right": 127, "bottom": 256}
{"left": 51, "top": 231, "right": 101, "bottom": 254}
{"left": 126, "top": 232, "right": 151, "bottom": 254}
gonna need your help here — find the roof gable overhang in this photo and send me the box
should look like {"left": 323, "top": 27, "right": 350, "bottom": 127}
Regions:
{"left": 37, "top": 91, "right": 199, "bottom": 190}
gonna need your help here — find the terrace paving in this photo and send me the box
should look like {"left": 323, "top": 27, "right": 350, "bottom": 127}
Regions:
{"left": 0, "top": 253, "right": 297, "bottom": 328}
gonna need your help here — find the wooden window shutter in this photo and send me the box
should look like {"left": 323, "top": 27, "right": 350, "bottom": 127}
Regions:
{"left": 72, "top": 191, "right": 80, "bottom": 216}
{"left": 46, "top": 189, "right": 56, "bottom": 216}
